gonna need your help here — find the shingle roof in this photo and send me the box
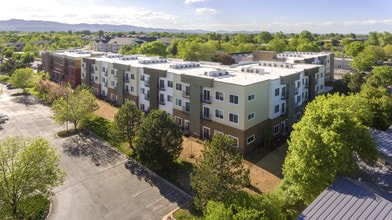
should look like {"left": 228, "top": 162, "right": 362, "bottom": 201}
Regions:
{"left": 370, "top": 129, "right": 392, "bottom": 161}
{"left": 297, "top": 177, "right": 392, "bottom": 220}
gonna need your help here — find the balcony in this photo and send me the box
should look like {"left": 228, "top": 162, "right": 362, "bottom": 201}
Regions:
{"left": 145, "top": 80, "right": 150, "bottom": 87}
{"left": 295, "top": 88, "right": 299, "bottom": 95}
{"left": 201, "top": 95, "right": 212, "bottom": 104}
{"left": 144, "top": 94, "right": 150, "bottom": 100}
{"left": 159, "top": 86, "right": 166, "bottom": 91}
{"left": 305, "top": 83, "right": 309, "bottom": 88}
{"left": 124, "top": 77, "right": 130, "bottom": 82}
{"left": 104, "top": 71, "right": 108, "bottom": 77}
{"left": 182, "top": 106, "right": 190, "bottom": 114}
{"left": 182, "top": 91, "right": 190, "bottom": 98}
{"left": 159, "top": 98, "right": 165, "bottom": 105}
{"left": 202, "top": 112, "right": 211, "bottom": 121}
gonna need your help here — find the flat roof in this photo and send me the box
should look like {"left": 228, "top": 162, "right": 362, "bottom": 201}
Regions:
{"left": 87, "top": 55, "right": 322, "bottom": 86}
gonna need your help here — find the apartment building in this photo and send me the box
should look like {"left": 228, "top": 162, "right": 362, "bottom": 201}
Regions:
{"left": 80, "top": 54, "right": 325, "bottom": 153}
{"left": 41, "top": 50, "right": 102, "bottom": 87}
{"left": 277, "top": 51, "right": 334, "bottom": 81}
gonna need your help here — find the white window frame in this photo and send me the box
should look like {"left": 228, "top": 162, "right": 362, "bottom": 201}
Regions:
{"left": 215, "top": 109, "right": 224, "bottom": 120}
{"left": 274, "top": 105, "right": 279, "bottom": 113}
{"left": 228, "top": 112, "right": 239, "bottom": 124}
{"left": 229, "top": 135, "right": 239, "bottom": 148}
{"left": 247, "top": 112, "right": 255, "bottom": 121}
{"left": 175, "top": 98, "right": 182, "bottom": 107}
{"left": 229, "top": 94, "right": 239, "bottom": 105}
{"left": 215, "top": 91, "right": 224, "bottom": 101}
{"left": 247, "top": 135, "right": 255, "bottom": 145}
{"left": 273, "top": 124, "right": 280, "bottom": 135}
{"left": 248, "top": 94, "right": 255, "bottom": 102}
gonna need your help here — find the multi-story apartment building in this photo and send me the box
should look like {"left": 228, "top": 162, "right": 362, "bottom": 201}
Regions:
{"left": 41, "top": 50, "right": 102, "bottom": 87}
{"left": 277, "top": 51, "right": 334, "bottom": 81}
{"left": 80, "top": 54, "right": 325, "bottom": 153}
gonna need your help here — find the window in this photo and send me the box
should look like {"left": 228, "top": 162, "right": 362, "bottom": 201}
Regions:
{"left": 247, "top": 135, "right": 255, "bottom": 144}
{"left": 159, "top": 79, "right": 165, "bottom": 90}
{"left": 167, "top": 95, "right": 173, "bottom": 103}
{"left": 175, "top": 117, "right": 182, "bottom": 127}
{"left": 140, "top": 88, "right": 145, "bottom": 94}
{"left": 281, "top": 103, "right": 285, "bottom": 114}
{"left": 248, "top": 94, "right": 255, "bottom": 101}
{"left": 184, "top": 120, "right": 190, "bottom": 131}
{"left": 320, "top": 84, "right": 324, "bottom": 90}
{"left": 176, "top": 83, "right": 182, "bottom": 91}
{"left": 229, "top": 135, "right": 239, "bottom": 148}
{"left": 297, "top": 81, "right": 301, "bottom": 88}
{"left": 141, "top": 75, "right": 145, "bottom": 81}
{"left": 273, "top": 124, "right": 280, "bottom": 135}
{"left": 282, "top": 86, "right": 286, "bottom": 97}
{"left": 229, "top": 94, "right": 239, "bottom": 104}
{"left": 296, "top": 95, "right": 301, "bottom": 103}
{"left": 167, "top": 80, "right": 173, "bottom": 88}
{"left": 184, "top": 85, "right": 190, "bottom": 96}
{"left": 130, "top": 73, "right": 135, "bottom": 80}
{"left": 274, "top": 105, "right": 279, "bottom": 113}
{"left": 229, "top": 113, "right": 239, "bottom": 124}
{"left": 203, "top": 127, "right": 211, "bottom": 140}
{"left": 215, "top": 109, "right": 224, "bottom": 119}
{"left": 203, "top": 106, "right": 210, "bottom": 119}
{"left": 275, "top": 88, "right": 280, "bottom": 96}
{"left": 175, "top": 98, "right": 182, "bottom": 107}
{"left": 215, "top": 91, "right": 224, "bottom": 101}
{"left": 203, "top": 89, "right": 211, "bottom": 102}
{"left": 248, "top": 112, "right": 255, "bottom": 120}
{"left": 184, "top": 102, "right": 190, "bottom": 112}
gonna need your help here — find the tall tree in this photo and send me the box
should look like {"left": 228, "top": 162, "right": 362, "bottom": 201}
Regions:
{"left": 111, "top": 101, "right": 143, "bottom": 149}
{"left": 52, "top": 85, "right": 98, "bottom": 131}
{"left": 133, "top": 110, "right": 183, "bottom": 171}
{"left": 137, "top": 41, "right": 167, "bottom": 57}
{"left": 360, "top": 66, "right": 392, "bottom": 130}
{"left": 0, "top": 136, "right": 65, "bottom": 218}
{"left": 190, "top": 133, "right": 250, "bottom": 211}
{"left": 280, "top": 94, "right": 378, "bottom": 205}
{"left": 9, "top": 67, "right": 40, "bottom": 93}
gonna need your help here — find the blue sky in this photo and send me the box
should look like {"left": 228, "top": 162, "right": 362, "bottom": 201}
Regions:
{"left": 2, "top": 0, "right": 392, "bottom": 33}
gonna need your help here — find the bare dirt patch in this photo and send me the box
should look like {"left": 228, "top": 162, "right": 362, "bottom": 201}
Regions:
{"left": 94, "top": 99, "right": 287, "bottom": 194}
{"left": 95, "top": 99, "right": 118, "bottom": 121}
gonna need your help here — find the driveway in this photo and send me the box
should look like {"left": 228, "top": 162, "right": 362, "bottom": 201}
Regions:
{"left": 0, "top": 84, "right": 192, "bottom": 220}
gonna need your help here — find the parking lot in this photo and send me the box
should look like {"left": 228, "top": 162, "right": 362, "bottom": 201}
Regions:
{"left": 0, "top": 84, "right": 192, "bottom": 220}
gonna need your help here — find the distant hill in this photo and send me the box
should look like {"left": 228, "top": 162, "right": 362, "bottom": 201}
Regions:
{"left": 0, "top": 19, "right": 209, "bottom": 33}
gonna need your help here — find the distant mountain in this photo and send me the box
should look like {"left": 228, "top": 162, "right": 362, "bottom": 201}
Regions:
{"left": 0, "top": 19, "right": 210, "bottom": 33}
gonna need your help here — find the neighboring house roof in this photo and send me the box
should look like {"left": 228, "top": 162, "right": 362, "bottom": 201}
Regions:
{"left": 297, "top": 177, "right": 392, "bottom": 220}
{"left": 108, "top": 37, "right": 141, "bottom": 45}
{"left": 298, "top": 129, "right": 392, "bottom": 220}
{"left": 370, "top": 129, "right": 392, "bottom": 164}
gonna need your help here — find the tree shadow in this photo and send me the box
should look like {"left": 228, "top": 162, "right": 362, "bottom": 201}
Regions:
{"left": 62, "top": 132, "right": 124, "bottom": 166}
{"left": 124, "top": 158, "right": 193, "bottom": 212}
{"left": 11, "top": 93, "right": 42, "bottom": 106}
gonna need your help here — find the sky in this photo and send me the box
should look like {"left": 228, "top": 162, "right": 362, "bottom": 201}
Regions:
{"left": 2, "top": 0, "right": 392, "bottom": 33}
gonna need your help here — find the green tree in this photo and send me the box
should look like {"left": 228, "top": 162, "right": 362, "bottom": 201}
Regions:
{"left": 20, "top": 52, "right": 35, "bottom": 64}
{"left": 0, "top": 136, "right": 65, "bottom": 218}
{"left": 52, "top": 85, "right": 98, "bottom": 131}
{"left": 349, "top": 52, "right": 374, "bottom": 71}
{"left": 344, "top": 41, "right": 364, "bottom": 57}
{"left": 137, "top": 41, "right": 167, "bottom": 57}
{"left": 2, "top": 46, "right": 17, "bottom": 58}
{"left": 280, "top": 94, "right": 378, "bottom": 205}
{"left": 360, "top": 66, "right": 392, "bottom": 130}
{"left": 10, "top": 67, "right": 40, "bottom": 92}
{"left": 190, "top": 133, "right": 250, "bottom": 211}
{"left": 346, "top": 71, "right": 367, "bottom": 93}
{"left": 254, "top": 31, "right": 273, "bottom": 44}
{"left": 267, "top": 38, "right": 287, "bottom": 53}
{"left": 133, "top": 110, "right": 183, "bottom": 172}
{"left": 384, "top": 44, "right": 392, "bottom": 58}
{"left": 299, "top": 30, "right": 313, "bottom": 41}
{"left": 111, "top": 101, "right": 143, "bottom": 149}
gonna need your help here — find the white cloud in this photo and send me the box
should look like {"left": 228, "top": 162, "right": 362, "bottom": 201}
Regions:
{"left": 184, "top": 0, "right": 205, "bottom": 4}
{"left": 195, "top": 8, "right": 217, "bottom": 15}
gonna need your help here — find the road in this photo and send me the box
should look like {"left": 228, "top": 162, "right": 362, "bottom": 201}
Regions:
{"left": 0, "top": 83, "right": 192, "bottom": 220}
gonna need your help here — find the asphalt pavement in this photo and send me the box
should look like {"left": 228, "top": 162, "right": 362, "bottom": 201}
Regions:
{"left": 0, "top": 83, "right": 192, "bottom": 220}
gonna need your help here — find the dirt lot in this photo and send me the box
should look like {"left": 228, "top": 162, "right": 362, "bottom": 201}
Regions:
{"left": 95, "top": 99, "right": 286, "bottom": 194}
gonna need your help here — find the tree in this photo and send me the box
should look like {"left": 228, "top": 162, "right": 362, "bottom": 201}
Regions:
{"left": 133, "top": 110, "right": 183, "bottom": 171}
{"left": 2, "top": 46, "right": 17, "bottom": 58}
{"left": 10, "top": 67, "right": 40, "bottom": 92}
{"left": 0, "top": 136, "right": 65, "bottom": 218}
{"left": 349, "top": 52, "right": 375, "bottom": 71}
{"left": 344, "top": 41, "right": 364, "bottom": 57}
{"left": 360, "top": 66, "right": 392, "bottom": 130}
{"left": 267, "top": 38, "right": 287, "bottom": 53}
{"left": 111, "top": 101, "right": 143, "bottom": 149}
{"left": 254, "top": 31, "right": 273, "bottom": 44}
{"left": 20, "top": 52, "right": 35, "bottom": 64}
{"left": 137, "top": 41, "right": 167, "bottom": 57}
{"left": 280, "top": 94, "right": 378, "bottom": 205}
{"left": 190, "top": 133, "right": 250, "bottom": 211}
{"left": 52, "top": 85, "right": 98, "bottom": 131}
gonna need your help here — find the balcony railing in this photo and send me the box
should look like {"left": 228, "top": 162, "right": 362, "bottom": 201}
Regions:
{"left": 159, "top": 86, "right": 165, "bottom": 91}
{"left": 202, "top": 112, "right": 211, "bottom": 120}
{"left": 182, "top": 91, "right": 190, "bottom": 98}
{"left": 144, "top": 94, "right": 150, "bottom": 100}
{"left": 182, "top": 106, "right": 190, "bottom": 114}
{"left": 145, "top": 80, "right": 150, "bottom": 87}
{"left": 201, "top": 95, "right": 212, "bottom": 104}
